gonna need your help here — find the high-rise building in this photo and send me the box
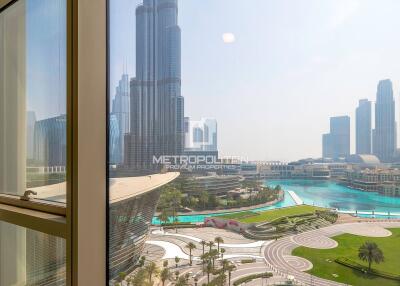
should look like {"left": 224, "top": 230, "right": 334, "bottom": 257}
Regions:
{"left": 109, "top": 114, "right": 120, "bottom": 165}
{"left": 125, "top": 0, "right": 184, "bottom": 171}
{"left": 355, "top": 99, "right": 371, "bottom": 154}
{"left": 111, "top": 73, "right": 130, "bottom": 164}
{"left": 322, "top": 133, "right": 332, "bottom": 158}
{"left": 185, "top": 117, "right": 218, "bottom": 152}
{"left": 33, "top": 115, "right": 67, "bottom": 167}
{"left": 322, "top": 116, "right": 350, "bottom": 159}
{"left": 26, "top": 111, "right": 37, "bottom": 160}
{"left": 373, "top": 79, "right": 396, "bottom": 162}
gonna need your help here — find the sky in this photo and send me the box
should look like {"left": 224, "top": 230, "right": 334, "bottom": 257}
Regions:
{"left": 110, "top": 0, "right": 400, "bottom": 162}
{"left": 27, "top": 0, "right": 66, "bottom": 121}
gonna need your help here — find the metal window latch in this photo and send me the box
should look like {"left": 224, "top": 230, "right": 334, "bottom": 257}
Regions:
{"left": 20, "top": 190, "right": 37, "bottom": 201}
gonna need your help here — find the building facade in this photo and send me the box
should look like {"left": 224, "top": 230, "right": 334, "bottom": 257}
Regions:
{"left": 125, "top": 0, "right": 184, "bottom": 171}
{"left": 373, "top": 79, "right": 396, "bottom": 162}
{"left": 111, "top": 73, "right": 130, "bottom": 164}
{"left": 185, "top": 117, "right": 218, "bottom": 152}
{"left": 322, "top": 116, "right": 350, "bottom": 159}
{"left": 356, "top": 99, "right": 371, "bottom": 155}
{"left": 33, "top": 115, "right": 67, "bottom": 167}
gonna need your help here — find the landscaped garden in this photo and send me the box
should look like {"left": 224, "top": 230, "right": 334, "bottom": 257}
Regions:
{"left": 292, "top": 228, "right": 400, "bottom": 286}
{"left": 213, "top": 205, "right": 338, "bottom": 240}
{"left": 219, "top": 205, "right": 326, "bottom": 223}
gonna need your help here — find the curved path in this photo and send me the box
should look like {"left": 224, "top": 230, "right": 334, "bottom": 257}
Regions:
{"left": 152, "top": 229, "right": 268, "bottom": 248}
{"left": 263, "top": 222, "right": 400, "bottom": 286}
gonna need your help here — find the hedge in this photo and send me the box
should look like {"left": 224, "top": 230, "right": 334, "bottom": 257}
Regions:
{"left": 233, "top": 272, "right": 272, "bottom": 286}
{"left": 335, "top": 257, "right": 400, "bottom": 281}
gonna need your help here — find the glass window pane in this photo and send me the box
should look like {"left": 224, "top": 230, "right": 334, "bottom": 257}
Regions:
{"left": 0, "top": 221, "right": 66, "bottom": 285}
{"left": 0, "top": 0, "right": 67, "bottom": 203}
{"left": 109, "top": 1, "right": 400, "bottom": 286}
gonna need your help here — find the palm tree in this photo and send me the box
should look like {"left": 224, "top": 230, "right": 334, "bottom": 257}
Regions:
{"left": 227, "top": 263, "right": 236, "bottom": 286}
{"left": 118, "top": 272, "right": 127, "bottom": 282}
{"left": 207, "top": 241, "right": 215, "bottom": 252}
{"left": 132, "top": 269, "right": 147, "bottom": 286}
{"left": 220, "top": 248, "right": 226, "bottom": 259}
{"left": 185, "top": 242, "right": 197, "bottom": 265}
{"left": 209, "top": 249, "right": 219, "bottom": 269}
{"left": 175, "top": 276, "right": 189, "bottom": 286}
{"left": 199, "top": 191, "right": 209, "bottom": 210}
{"left": 163, "top": 260, "right": 169, "bottom": 268}
{"left": 220, "top": 259, "right": 229, "bottom": 273}
{"left": 175, "top": 270, "right": 180, "bottom": 281}
{"left": 214, "top": 237, "right": 224, "bottom": 253}
{"left": 200, "top": 252, "right": 209, "bottom": 274}
{"left": 206, "top": 262, "right": 213, "bottom": 284}
{"left": 144, "top": 261, "right": 159, "bottom": 283}
{"left": 358, "top": 241, "right": 384, "bottom": 271}
{"left": 200, "top": 240, "right": 207, "bottom": 255}
{"left": 158, "top": 210, "right": 170, "bottom": 230}
{"left": 160, "top": 268, "right": 172, "bottom": 286}
{"left": 175, "top": 256, "right": 181, "bottom": 268}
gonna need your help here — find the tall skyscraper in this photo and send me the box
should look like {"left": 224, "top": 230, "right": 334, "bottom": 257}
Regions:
{"left": 125, "top": 0, "right": 184, "bottom": 171}
{"left": 111, "top": 73, "right": 130, "bottom": 164}
{"left": 185, "top": 117, "right": 218, "bottom": 152}
{"left": 373, "top": 79, "right": 397, "bottom": 162}
{"left": 27, "top": 111, "right": 37, "bottom": 160}
{"left": 355, "top": 99, "right": 371, "bottom": 154}
{"left": 33, "top": 115, "right": 66, "bottom": 167}
{"left": 322, "top": 116, "right": 350, "bottom": 159}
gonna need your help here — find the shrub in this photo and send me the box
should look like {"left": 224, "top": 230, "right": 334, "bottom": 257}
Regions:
{"left": 335, "top": 258, "right": 400, "bottom": 281}
{"left": 233, "top": 272, "right": 272, "bottom": 286}
{"left": 241, "top": 259, "right": 256, "bottom": 264}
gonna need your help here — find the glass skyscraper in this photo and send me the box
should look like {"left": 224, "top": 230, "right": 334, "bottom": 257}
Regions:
{"left": 111, "top": 74, "right": 130, "bottom": 165}
{"left": 373, "top": 79, "right": 396, "bottom": 162}
{"left": 355, "top": 99, "right": 371, "bottom": 155}
{"left": 322, "top": 116, "right": 350, "bottom": 159}
{"left": 124, "top": 0, "right": 184, "bottom": 172}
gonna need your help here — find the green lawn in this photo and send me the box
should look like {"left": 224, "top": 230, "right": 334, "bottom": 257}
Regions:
{"left": 292, "top": 228, "right": 400, "bottom": 286}
{"left": 236, "top": 205, "right": 324, "bottom": 223}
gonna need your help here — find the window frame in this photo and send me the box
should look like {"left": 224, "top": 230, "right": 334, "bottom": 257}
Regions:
{"left": 0, "top": 0, "right": 108, "bottom": 285}
{"left": 0, "top": 0, "right": 73, "bottom": 284}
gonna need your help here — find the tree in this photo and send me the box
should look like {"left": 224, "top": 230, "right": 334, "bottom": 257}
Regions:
{"left": 200, "top": 240, "right": 207, "bottom": 255}
{"left": 139, "top": 256, "right": 146, "bottom": 267}
{"left": 185, "top": 242, "right": 197, "bottom": 265}
{"left": 209, "top": 249, "right": 219, "bottom": 269}
{"left": 118, "top": 272, "right": 127, "bottom": 282}
{"left": 206, "top": 262, "right": 213, "bottom": 284}
{"left": 175, "top": 275, "right": 189, "bottom": 286}
{"left": 144, "top": 262, "right": 159, "bottom": 283}
{"left": 220, "top": 248, "right": 226, "bottom": 260}
{"left": 358, "top": 241, "right": 384, "bottom": 271}
{"left": 160, "top": 268, "right": 172, "bottom": 286}
{"left": 175, "top": 270, "right": 180, "bottom": 281}
{"left": 163, "top": 260, "right": 169, "bottom": 268}
{"left": 158, "top": 210, "right": 170, "bottom": 230}
{"left": 132, "top": 269, "right": 147, "bottom": 286}
{"left": 175, "top": 256, "right": 181, "bottom": 268}
{"left": 214, "top": 237, "right": 224, "bottom": 252}
{"left": 220, "top": 259, "right": 229, "bottom": 273}
{"left": 227, "top": 263, "right": 236, "bottom": 286}
{"left": 207, "top": 241, "right": 215, "bottom": 252}
{"left": 199, "top": 191, "right": 209, "bottom": 210}
{"left": 200, "top": 252, "right": 209, "bottom": 274}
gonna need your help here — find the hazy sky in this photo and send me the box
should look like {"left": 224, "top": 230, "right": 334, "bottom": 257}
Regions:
{"left": 110, "top": 0, "right": 400, "bottom": 162}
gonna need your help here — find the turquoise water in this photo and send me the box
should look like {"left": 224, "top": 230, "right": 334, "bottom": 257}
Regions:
{"left": 268, "top": 179, "right": 400, "bottom": 213}
{"left": 151, "top": 179, "right": 400, "bottom": 224}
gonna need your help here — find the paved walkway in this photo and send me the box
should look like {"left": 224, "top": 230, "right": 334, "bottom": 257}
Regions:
{"left": 263, "top": 221, "right": 400, "bottom": 286}
{"left": 288, "top": 190, "right": 303, "bottom": 205}
{"left": 152, "top": 230, "right": 268, "bottom": 248}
